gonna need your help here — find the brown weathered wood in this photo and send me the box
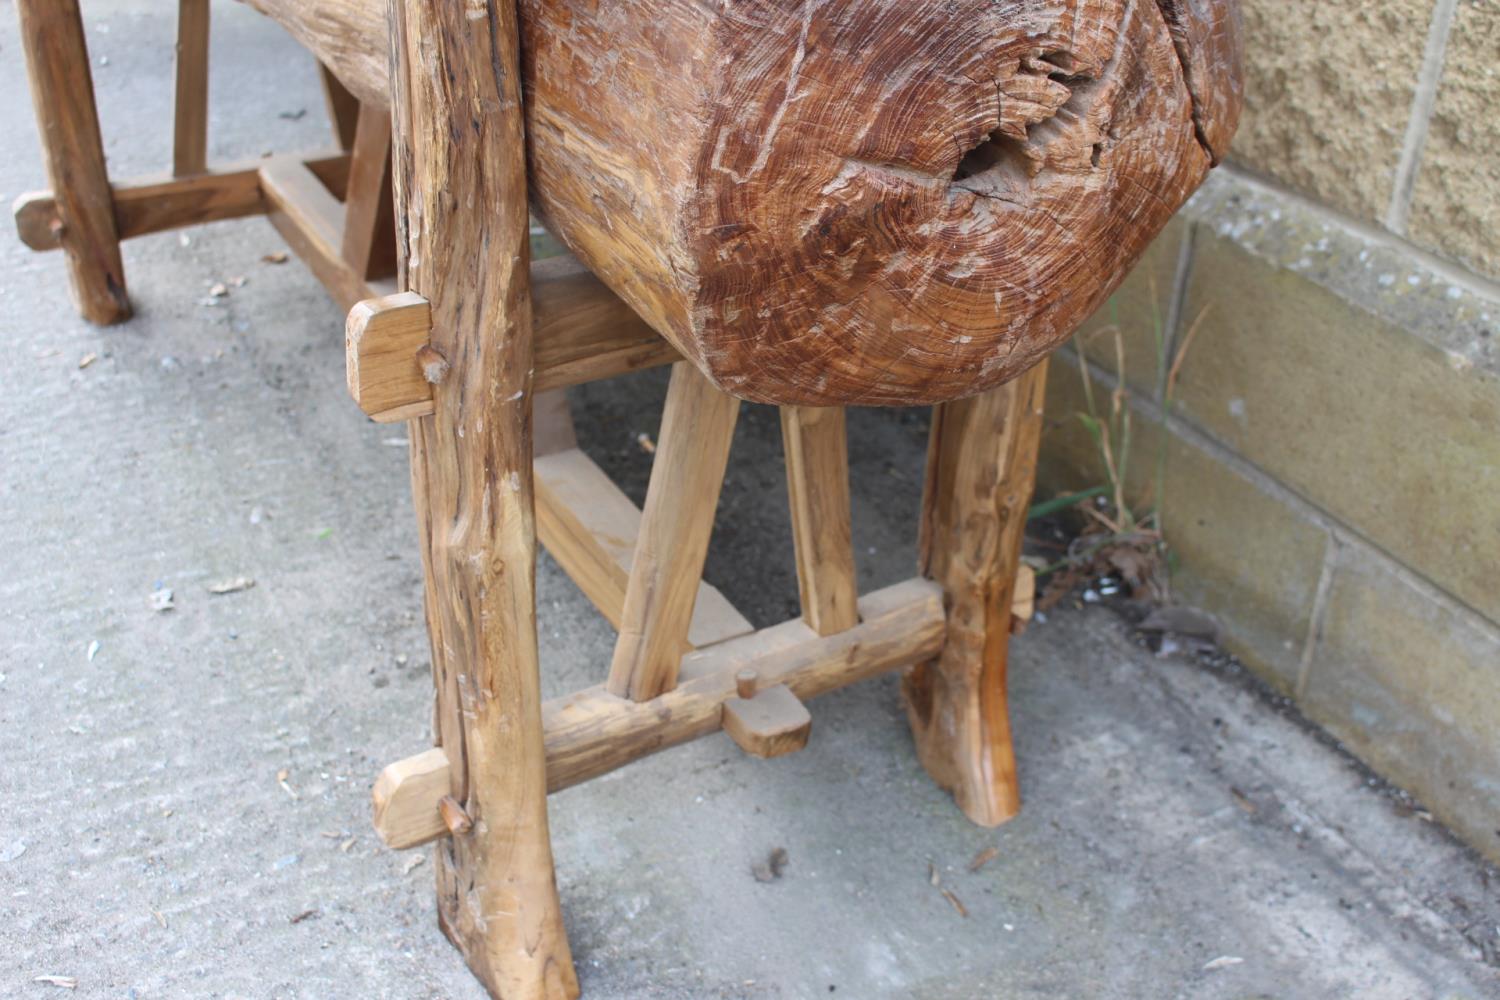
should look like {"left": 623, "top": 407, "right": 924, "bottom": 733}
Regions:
{"left": 722, "top": 684, "right": 813, "bottom": 759}
{"left": 259, "top": 157, "right": 370, "bottom": 312}
{"left": 549, "top": 579, "right": 943, "bottom": 791}
{"left": 606, "top": 362, "right": 741, "bottom": 702}
{"left": 13, "top": 153, "right": 348, "bottom": 253}
{"left": 389, "top": 0, "right": 578, "bottom": 995}
{"left": 318, "top": 62, "right": 361, "bottom": 150}
{"left": 373, "top": 578, "right": 943, "bottom": 850}
{"left": 343, "top": 265, "right": 681, "bottom": 422}
{"left": 17, "top": 0, "right": 130, "bottom": 324}
{"left": 172, "top": 0, "right": 211, "bottom": 177}
{"left": 235, "top": 0, "right": 1241, "bottom": 405}
{"left": 904, "top": 359, "right": 1048, "bottom": 827}
{"left": 534, "top": 448, "right": 754, "bottom": 649}
{"left": 340, "top": 103, "right": 395, "bottom": 280}
{"left": 781, "top": 406, "right": 859, "bottom": 635}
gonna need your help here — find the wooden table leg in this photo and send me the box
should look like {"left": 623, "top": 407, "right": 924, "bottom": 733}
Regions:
{"left": 390, "top": 1, "right": 577, "bottom": 997}
{"left": 904, "top": 359, "right": 1047, "bottom": 826}
{"left": 17, "top": 0, "right": 130, "bottom": 324}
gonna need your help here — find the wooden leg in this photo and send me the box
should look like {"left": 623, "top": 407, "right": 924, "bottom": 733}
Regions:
{"left": 606, "top": 361, "right": 741, "bottom": 701}
{"left": 172, "top": 0, "right": 210, "bottom": 177}
{"left": 318, "top": 63, "right": 361, "bottom": 151}
{"left": 903, "top": 359, "right": 1047, "bottom": 826}
{"left": 780, "top": 406, "right": 859, "bottom": 635}
{"left": 339, "top": 103, "right": 395, "bottom": 281}
{"left": 390, "top": 1, "right": 577, "bottom": 997}
{"left": 17, "top": 0, "right": 130, "bottom": 324}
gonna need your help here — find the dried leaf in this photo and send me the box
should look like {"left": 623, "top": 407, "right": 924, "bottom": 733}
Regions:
{"left": 208, "top": 282, "right": 228, "bottom": 298}
{"left": 968, "top": 846, "right": 999, "bottom": 872}
{"left": 260, "top": 251, "right": 289, "bottom": 264}
{"left": 403, "top": 854, "right": 425, "bottom": 874}
{"left": 928, "top": 862, "right": 941, "bottom": 887}
{"left": 1202, "top": 956, "right": 1243, "bottom": 971}
{"left": 752, "top": 847, "right": 789, "bottom": 883}
{"left": 940, "top": 889, "right": 968, "bottom": 918}
{"left": 1229, "top": 788, "right": 1257, "bottom": 816}
{"left": 78, "top": 352, "right": 98, "bottom": 369}
{"left": 207, "top": 576, "right": 255, "bottom": 595}
{"left": 290, "top": 909, "right": 319, "bottom": 924}
{"left": 34, "top": 976, "right": 77, "bottom": 990}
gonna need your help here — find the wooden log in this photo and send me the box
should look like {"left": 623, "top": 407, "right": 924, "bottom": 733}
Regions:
{"left": 389, "top": 0, "right": 578, "bottom": 995}
{"left": 606, "top": 362, "right": 741, "bottom": 701}
{"left": 17, "top": 0, "right": 130, "bottom": 324}
{"left": 904, "top": 359, "right": 1047, "bottom": 827}
{"left": 235, "top": 0, "right": 1242, "bottom": 405}
{"left": 172, "top": 0, "right": 211, "bottom": 177}
{"left": 780, "top": 406, "right": 859, "bottom": 635}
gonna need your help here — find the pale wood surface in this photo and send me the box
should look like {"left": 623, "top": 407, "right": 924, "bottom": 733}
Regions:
{"left": 344, "top": 291, "right": 432, "bottom": 423}
{"left": 606, "top": 362, "right": 741, "bottom": 701}
{"left": 172, "top": 0, "right": 211, "bottom": 177}
{"left": 371, "top": 746, "right": 450, "bottom": 850}
{"left": 534, "top": 448, "right": 754, "bottom": 649}
{"left": 17, "top": 0, "right": 130, "bottom": 324}
{"left": 236, "top": 0, "right": 1241, "bottom": 405}
{"left": 780, "top": 406, "right": 859, "bottom": 635}
{"left": 722, "top": 684, "right": 813, "bottom": 759}
{"left": 389, "top": 0, "right": 578, "bottom": 994}
{"left": 548, "top": 579, "right": 944, "bottom": 791}
{"left": 904, "top": 359, "right": 1048, "bottom": 827}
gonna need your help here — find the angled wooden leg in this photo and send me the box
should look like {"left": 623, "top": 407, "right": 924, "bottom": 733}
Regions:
{"left": 339, "top": 102, "right": 395, "bottom": 281}
{"left": 780, "top": 406, "right": 859, "bottom": 635}
{"left": 172, "top": 0, "right": 210, "bottom": 177}
{"left": 904, "top": 359, "right": 1047, "bottom": 826}
{"left": 17, "top": 0, "right": 130, "bottom": 324}
{"left": 606, "top": 362, "right": 741, "bottom": 701}
{"left": 318, "top": 63, "right": 360, "bottom": 151}
{"left": 390, "top": 1, "right": 577, "bottom": 997}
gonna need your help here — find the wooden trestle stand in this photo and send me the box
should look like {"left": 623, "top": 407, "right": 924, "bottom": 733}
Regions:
{"left": 17, "top": 2, "right": 1073, "bottom": 998}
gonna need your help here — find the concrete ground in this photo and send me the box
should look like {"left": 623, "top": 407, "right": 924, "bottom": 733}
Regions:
{"left": 2, "top": 3, "right": 1498, "bottom": 998}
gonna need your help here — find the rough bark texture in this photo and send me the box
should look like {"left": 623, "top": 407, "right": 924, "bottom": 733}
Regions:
{"left": 241, "top": 0, "right": 1240, "bottom": 405}
{"left": 389, "top": 0, "right": 578, "bottom": 996}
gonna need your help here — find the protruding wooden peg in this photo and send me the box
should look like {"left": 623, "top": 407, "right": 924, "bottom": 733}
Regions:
{"left": 371, "top": 746, "right": 452, "bottom": 849}
{"left": 345, "top": 291, "right": 437, "bottom": 422}
{"left": 735, "top": 668, "right": 758, "bottom": 700}
{"left": 416, "top": 344, "right": 449, "bottom": 385}
{"left": 438, "top": 794, "right": 472, "bottom": 836}
{"left": 722, "top": 683, "right": 812, "bottom": 759}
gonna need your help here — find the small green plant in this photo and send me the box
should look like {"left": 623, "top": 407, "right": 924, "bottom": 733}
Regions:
{"left": 1036, "top": 276, "right": 1209, "bottom": 608}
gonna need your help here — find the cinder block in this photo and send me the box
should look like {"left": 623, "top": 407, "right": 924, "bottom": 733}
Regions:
{"left": 1071, "top": 217, "right": 1187, "bottom": 398}
{"left": 1408, "top": 0, "right": 1500, "bottom": 282}
{"left": 1301, "top": 542, "right": 1500, "bottom": 865}
{"left": 1039, "top": 356, "right": 1329, "bottom": 689}
{"left": 1230, "top": 0, "right": 1432, "bottom": 223}
{"left": 1172, "top": 231, "right": 1500, "bottom": 626}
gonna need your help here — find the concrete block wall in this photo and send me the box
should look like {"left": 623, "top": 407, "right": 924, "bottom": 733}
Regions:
{"left": 1036, "top": 0, "right": 1500, "bottom": 863}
